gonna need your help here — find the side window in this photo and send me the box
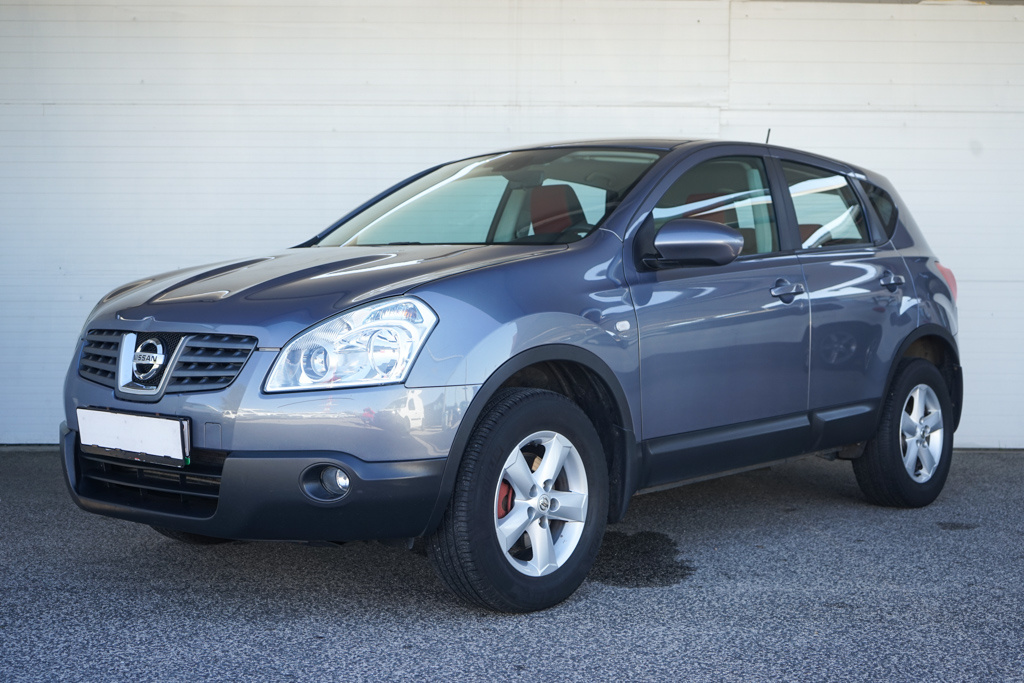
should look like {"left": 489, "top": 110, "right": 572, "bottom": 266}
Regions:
{"left": 652, "top": 156, "right": 779, "bottom": 255}
{"left": 781, "top": 161, "right": 870, "bottom": 249}
{"left": 863, "top": 183, "right": 899, "bottom": 241}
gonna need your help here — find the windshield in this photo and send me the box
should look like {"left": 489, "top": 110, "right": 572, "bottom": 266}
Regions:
{"left": 316, "top": 148, "right": 664, "bottom": 247}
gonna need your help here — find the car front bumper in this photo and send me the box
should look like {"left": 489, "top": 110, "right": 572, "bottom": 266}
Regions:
{"left": 60, "top": 422, "right": 448, "bottom": 541}
{"left": 62, "top": 348, "right": 477, "bottom": 541}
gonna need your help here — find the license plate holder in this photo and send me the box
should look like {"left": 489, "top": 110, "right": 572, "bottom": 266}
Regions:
{"left": 77, "top": 408, "right": 190, "bottom": 467}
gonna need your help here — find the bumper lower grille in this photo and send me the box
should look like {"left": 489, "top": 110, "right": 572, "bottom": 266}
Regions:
{"left": 77, "top": 444, "right": 227, "bottom": 518}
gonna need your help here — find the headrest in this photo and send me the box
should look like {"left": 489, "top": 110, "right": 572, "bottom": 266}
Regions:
{"left": 531, "top": 185, "right": 585, "bottom": 234}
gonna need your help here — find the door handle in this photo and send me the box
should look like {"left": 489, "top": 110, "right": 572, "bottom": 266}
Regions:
{"left": 880, "top": 271, "right": 906, "bottom": 292}
{"left": 770, "top": 279, "right": 805, "bottom": 303}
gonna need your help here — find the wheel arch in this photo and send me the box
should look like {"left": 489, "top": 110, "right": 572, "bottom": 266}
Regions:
{"left": 422, "top": 344, "right": 639, "bottom": 536}
{"left": 886, "top": 324, "right": 963, "bottom": 430}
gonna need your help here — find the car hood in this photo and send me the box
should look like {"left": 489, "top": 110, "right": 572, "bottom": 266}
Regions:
{"left": 89, "top": 244, "right": 563, "bottom": 346}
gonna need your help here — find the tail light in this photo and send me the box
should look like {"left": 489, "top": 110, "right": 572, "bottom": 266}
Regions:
{"left": 936, "top": 262, "right": 957, "bottom": 303}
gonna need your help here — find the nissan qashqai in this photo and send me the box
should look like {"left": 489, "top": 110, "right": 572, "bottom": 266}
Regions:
{"left": 62, "top": 140, "right": 962, "bottom": 612}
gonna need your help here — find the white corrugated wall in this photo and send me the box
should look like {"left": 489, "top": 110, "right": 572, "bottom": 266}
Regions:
{"left": 1, "top": 0, "right": 1021, "bottom": 446}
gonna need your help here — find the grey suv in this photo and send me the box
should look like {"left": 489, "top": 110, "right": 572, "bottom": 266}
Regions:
{"left": 62, "top": 140, "right": 962, "bottom": 612}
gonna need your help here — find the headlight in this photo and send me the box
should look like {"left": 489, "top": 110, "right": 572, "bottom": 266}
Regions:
{"left": 264, "top": 297, "right": 438, "bottom": 392}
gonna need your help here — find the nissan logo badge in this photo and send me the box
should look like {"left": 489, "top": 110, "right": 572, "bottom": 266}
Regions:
{"left": 132, "top": 338, "right": 166, "bottom": 381}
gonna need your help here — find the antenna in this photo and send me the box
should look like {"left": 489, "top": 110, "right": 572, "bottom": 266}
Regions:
{"left": 765, "top": 128, "right": 771, "bottom": 144}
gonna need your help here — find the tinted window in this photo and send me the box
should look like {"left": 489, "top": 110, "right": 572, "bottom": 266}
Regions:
{"left": 863, "top": 183, "right": 898, "bottom": 241}
{"left": 652, "top": 156, "right": 779, "bottom": 255}
{"left": 782, "top": 161, "right": 870, "bottom": 249}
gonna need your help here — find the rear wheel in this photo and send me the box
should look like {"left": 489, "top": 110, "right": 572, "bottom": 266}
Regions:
{"left": 854, "top": 358, "right": 953, "bottom": 507}
{"left": 428, "top": 388, "right": 608, "bottom": 612}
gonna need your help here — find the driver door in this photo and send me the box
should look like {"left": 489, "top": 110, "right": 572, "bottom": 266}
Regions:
{"left": 625, "top": 149, "right": 812, "bottom": 485}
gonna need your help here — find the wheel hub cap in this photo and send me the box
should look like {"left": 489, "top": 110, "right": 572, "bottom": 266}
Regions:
{"left": 492, "top": 431, "right": 589, "bottom": 577}
{"left": 900, "top": 383, "right": 944, "bottom": 484}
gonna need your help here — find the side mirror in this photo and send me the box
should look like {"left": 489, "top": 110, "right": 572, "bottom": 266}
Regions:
{"left": 645, "top": 218, "right": 744, "bottom": 269}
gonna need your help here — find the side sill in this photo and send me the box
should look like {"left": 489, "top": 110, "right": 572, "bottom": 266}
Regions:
{"left": 639, "top": 414, "right": 811, "bottom": 491}
{"left": 636, "top": 402, "right": 878, "bottom": 494}
{"left": 810, "top": 401, "right": 878, "bottom": 451}
{"left": 637, "top": 453, "right": 816, "bottom": 496}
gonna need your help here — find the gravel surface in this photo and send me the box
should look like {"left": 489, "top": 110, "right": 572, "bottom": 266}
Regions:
{"left": 1, "top": 447, "right": 1021, "bottom": 682}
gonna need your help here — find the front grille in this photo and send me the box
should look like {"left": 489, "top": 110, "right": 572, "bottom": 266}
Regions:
{"left": 79, "top": 330, "right": 120, "bottom": 388}
{"left": 166, "top": 334, "right": 258, "bottom": 393}
{"left": 77, "top": 444, "right": 227, "bottom": 518}
{"left": 78, "top": 330, "right": 257, "bottom": 395}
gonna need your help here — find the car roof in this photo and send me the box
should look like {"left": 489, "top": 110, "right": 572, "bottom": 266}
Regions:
{"left": 498, "top": 139, "right": 887, "bottom": 192}
{"left": 501, "top": 138, "right": 696, "bottom": 152}
{"left": 500, "top": 139, "right": 862, "bottom": 172}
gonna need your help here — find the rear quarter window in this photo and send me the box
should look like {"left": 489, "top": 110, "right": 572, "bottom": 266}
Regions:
{"left": 863, "top": 183, "right": 899, "bottom": 241}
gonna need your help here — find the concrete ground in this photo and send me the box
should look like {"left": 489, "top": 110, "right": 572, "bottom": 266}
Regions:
{"left": 0, "top": 447, "right": 1021, "bottom": 682}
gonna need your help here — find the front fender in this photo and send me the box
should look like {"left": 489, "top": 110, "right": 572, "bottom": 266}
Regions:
{"left": 418, "top": 344, "right": 640, "bottom": 536}
{"left": 404, "top": 231, "right": 643, "bottom": 532}
{"left": 407, "top": 305, "right": 638, "bottom": 390}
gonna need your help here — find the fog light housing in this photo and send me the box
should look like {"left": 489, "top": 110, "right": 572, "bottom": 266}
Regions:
{"left": 321, "top": 466, "right": 351, "bottom": 497}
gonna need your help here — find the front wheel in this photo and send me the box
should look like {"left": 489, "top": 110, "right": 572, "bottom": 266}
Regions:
{"left": 428, "top": 388, "right": 608, "bottom": 612}
{"left": 853, "top": 358, "right": 954, "bottom": 507}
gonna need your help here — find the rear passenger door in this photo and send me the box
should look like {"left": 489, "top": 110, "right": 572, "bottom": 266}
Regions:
{"left": 771, "top": 153, "right": 916, "bottom": 440}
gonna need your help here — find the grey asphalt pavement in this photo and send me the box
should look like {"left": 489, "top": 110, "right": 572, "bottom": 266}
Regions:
{"left": 1, "top": 447, "right": 1021, "bottom": 682}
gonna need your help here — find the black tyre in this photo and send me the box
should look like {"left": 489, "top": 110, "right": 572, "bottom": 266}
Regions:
{"left": 151, "top": 526, "right": 230, "bottom": 545}
{"left": 427, "top": 388, "right": 608, "bottom": 612}
{"left": 854, "top": 358, "right": 954, "bottom": 507}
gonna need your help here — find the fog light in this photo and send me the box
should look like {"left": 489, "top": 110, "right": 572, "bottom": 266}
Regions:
{"left": 321, "top": 466, "right": 351, "bottom": 497}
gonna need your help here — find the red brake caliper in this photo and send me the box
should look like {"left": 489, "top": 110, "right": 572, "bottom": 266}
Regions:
{"left": 497, "top": 480, "right": 515, "bottom": 519}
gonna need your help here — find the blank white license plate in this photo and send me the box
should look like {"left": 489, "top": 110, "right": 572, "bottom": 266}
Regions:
{"left": 77, "top": 408, "right": 190, "bottom": 467}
